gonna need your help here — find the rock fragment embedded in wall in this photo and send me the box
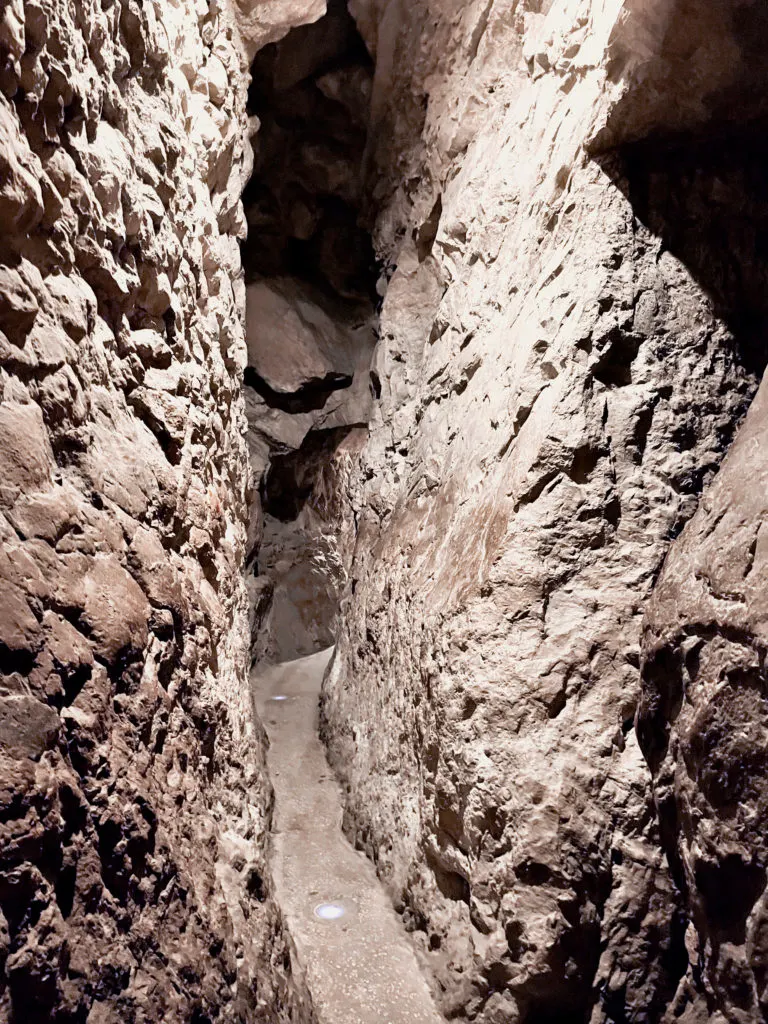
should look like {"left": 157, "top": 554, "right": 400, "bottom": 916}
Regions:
{"left": 245, "top": 277, "right": 369, "bottom": 397}
{"left": 232, "top": 0, "right": 328, "bottom": 60}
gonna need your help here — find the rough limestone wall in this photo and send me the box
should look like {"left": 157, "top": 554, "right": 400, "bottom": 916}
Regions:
{"left": 0, "top": 1, "right": 319, "bottom": 1021}
{"left": 322, "top": 1, "right": 768, "bottom": 1021}
{"left": 638, "top": 346, "right": 768, "bottom": 1019}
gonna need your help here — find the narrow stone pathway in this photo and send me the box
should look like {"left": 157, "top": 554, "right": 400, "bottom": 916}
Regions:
{"left": 252, "top": 649, "right": 445, "bottom": 1024}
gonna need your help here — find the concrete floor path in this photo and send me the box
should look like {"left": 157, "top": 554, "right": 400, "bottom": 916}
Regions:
{"left": 252, "top": 649, "right": 445, "bottom": 1024}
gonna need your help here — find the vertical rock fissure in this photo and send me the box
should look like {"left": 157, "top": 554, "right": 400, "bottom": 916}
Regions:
{"left": 241, "top": 0, "right": 378, "bottom": 668}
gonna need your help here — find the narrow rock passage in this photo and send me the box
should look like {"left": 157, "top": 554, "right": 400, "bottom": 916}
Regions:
{"left": 252, "top": 650, "right": 445, "bottom": 1024}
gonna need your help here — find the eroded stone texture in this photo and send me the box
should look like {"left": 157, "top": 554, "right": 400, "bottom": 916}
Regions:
{"left": 321, "top": 2, "right": 768, "bottom": 1021}
{"left": 257, "top": 426, "right": 367, "bottom": 663}
{"left": 0, "top": 1, "right": 319, "bottom": 1021}
{"left": 639, "top": 336, "right": 768, "bottom": 1021}
{"left": 4, "top": 0, "right": 768, "bottom": 1020}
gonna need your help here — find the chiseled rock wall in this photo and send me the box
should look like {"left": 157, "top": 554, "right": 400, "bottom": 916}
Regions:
{"left": 639, "top": 374, "right": 768, "bottom": 1020}
{"left": 0, "top": 1, "right": 318, "bottom": 1021}
{"left": 322, "top": 1, "right": 768, "bottom": 1021}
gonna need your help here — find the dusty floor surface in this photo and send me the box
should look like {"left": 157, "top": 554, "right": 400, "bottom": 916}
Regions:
{"left": 252, "top": 649, "right": 444, "bottom": 1024}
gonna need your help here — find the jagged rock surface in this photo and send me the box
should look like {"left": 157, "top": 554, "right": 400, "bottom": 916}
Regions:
{"left": 4, "top": 0, "right": 768, "bottom": 1022}
{"left": 0, "top": 1, "right": 321, "bottom": 1021}
{"left": 256, "top": 426, "right": 366, "bottom": 663}
{"left": 321, "top": 2, "right": 768, "bottom": 1022}
{"left": 639, "top": 370, "right": 768, "bottom": 1021}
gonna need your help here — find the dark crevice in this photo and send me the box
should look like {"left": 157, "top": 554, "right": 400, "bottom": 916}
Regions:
{"left": 243, "top": 0, "right": 377, "bottom": 304}
{"left": 262, "top": 426, "right": 354, "bottom": 522}
{"left": 244, "top": 365, "right": 353, "bottom": 414}
{"left": 416, "top": 196, "right": 443, "bottom": 262}
{"left": 242, "top": 1, "right": 378, "bottom": 665}
{"left": 599, "top": 122, "right": 768, "bottom": 381}
{"left": 0, "top": 644, "right": 37, "bottom": 679}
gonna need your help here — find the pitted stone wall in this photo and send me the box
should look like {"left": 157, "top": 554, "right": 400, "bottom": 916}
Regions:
{"left": 0, "top": 1, "right": 317, "bottom": 1021}
{"left": 321, "top": 3, "right": 768, "bottom": 1022}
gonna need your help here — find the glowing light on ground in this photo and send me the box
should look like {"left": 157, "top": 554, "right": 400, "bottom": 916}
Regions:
{"left": 314, "top": 902, "right": 346, "bottom": 921}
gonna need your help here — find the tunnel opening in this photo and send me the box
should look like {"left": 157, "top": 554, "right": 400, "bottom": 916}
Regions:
{"left": 240, "top": 1, "right": 379, "bottom": 665}
{"left": 243, "top": 0, "right": 376, "bottom": 299}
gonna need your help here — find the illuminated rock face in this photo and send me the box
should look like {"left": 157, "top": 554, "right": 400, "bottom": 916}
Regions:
{"left": 319, "top": 3, "right": 768, "bottom": 1022}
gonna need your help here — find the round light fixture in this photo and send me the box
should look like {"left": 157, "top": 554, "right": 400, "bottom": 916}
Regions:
{"left": 314, "top": 902, "right": 346, "bottom": 921}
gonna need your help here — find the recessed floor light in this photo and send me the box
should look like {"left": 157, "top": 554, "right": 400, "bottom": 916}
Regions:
{"left": 314, "top": 902, "right": 346, "bottom": 921}
{"left": 269, "top": 695, "right": 289, "bottom": 701}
